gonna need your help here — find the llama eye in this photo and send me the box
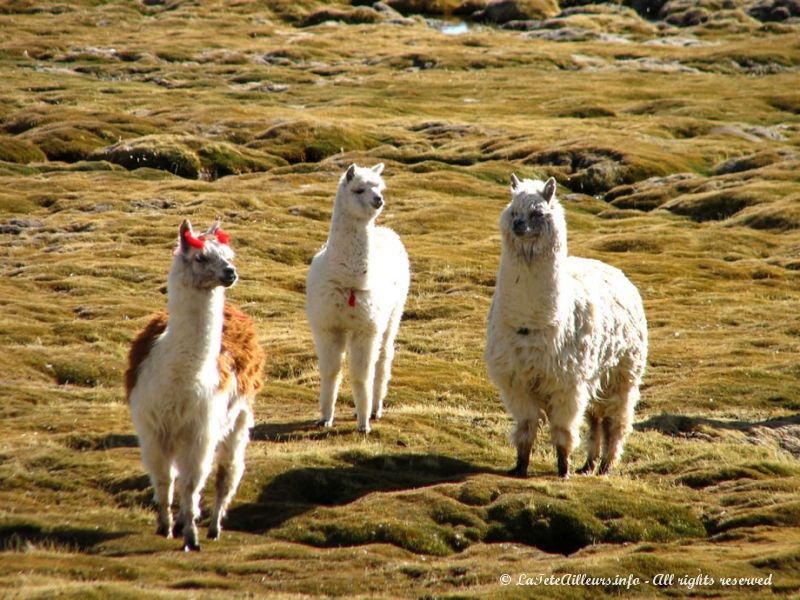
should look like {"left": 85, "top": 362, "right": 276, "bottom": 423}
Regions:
{"left": 353, "top": 188, "right": 365, "bottom": 194}
{"left": 195, "top": 254, "right": 208, "bottom": 263}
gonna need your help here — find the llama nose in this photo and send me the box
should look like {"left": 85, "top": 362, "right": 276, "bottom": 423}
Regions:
{"left": 512, "top": 218, "right": 527, "bottom": 235}
{"left": 222, "top": 266, "right": 237, "bottom": 286}
{"left": 371, "top": 195, "right": 383, "bottom": 209}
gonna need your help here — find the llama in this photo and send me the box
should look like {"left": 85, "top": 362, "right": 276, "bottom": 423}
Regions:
{"left": 126, "top": 220, "right": 264, "bottom": 551}
{"left": 306, "top": 163, "right": 410, "bottom": 433}
{"left": 484, "top": 175, "right": 647, "bottom": 478}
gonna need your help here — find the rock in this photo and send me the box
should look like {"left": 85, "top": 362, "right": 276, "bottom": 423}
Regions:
{"left": 472, "top": 0, "right": 560, "bottom": 23}
{"left": 709, "top": 124, "right": 788, "bottom": 142}
{"left": 0, "top": 218, "right": 43, "bottom": 235}
{"left": 372, "top": 1, "right": 412, "bottom": 21}
{"left": 454, "top": 0, "right": 490, "bottom": 16}
{"left": 624, "top": 0, "right": 668, "bottom": 19}
{"left": 749, "top": 0, "right": 800, "bottom": 21}
{"left": 665, "top": 7, "right": 710, "bottom": 26}
{"left": 606, "top": 173, "right": 702, "bottom": 210}
{"left": 500, "top": 18, "right": 545, "bottom": 30}
{"left": 714, "top": 150, "right": 796, "bottom": 175}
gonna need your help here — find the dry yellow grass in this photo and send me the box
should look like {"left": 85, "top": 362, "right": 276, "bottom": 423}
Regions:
{"left": 1, "top": 1, "right": 799, "bottom": 598}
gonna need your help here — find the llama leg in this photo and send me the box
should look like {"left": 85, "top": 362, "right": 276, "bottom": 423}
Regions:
{"left": 371, "top": 311, "right": 402, "bottom": 420}
{"left": 314, "top": 329, "right": 346, "bottom": 427}
{"left": 599, "top": 384, "right": 639, "bottom": 475}
{"left": 209, "top": 408, "right": 252, "bottom": 540}
{"left": 140, "top": 440, "right": 174, "bottom": 537}
{"left": 548, "top": 387, "right": 590, "bottom": 479}
{"left": 176, "top": 439, "right": 215, "bottom": 551}
{"left": 577, "top": 407, "right": 602, "bottom": 475}
{"left": 508, "top": 415, "right": 540, "bottom": 478}
{"left": 349, "top": 334, "right": 381, "bottom": 433}
{"left": 496, "top": 381, "right": 541, "bottom": 477}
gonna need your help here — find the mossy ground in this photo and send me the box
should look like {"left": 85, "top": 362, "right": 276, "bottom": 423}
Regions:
{"left": 1, "top": 1, "right": 799, "bottom": 598}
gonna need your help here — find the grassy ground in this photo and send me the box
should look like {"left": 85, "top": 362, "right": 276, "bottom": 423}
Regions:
{"left": 1, "top": 1, "right": 800, "bottom": 598}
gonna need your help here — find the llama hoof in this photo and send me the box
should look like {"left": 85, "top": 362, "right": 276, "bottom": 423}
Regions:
{"left": 356, "top": 425, "right": 371, "bottom": 434}
{"left": 172, "top": 521, "right": 185, "bottom": 538}
{"left": 576, "top": 463, "right": 596, "bottom": 475}
{"left": 207, "top": 528, "right": 220, "bottom": 541}
{"left": 156, "top": 525, "right": 173, "bottom": 538}
{"left": 556, "top": 449, "right": 570, "bottom": 479}
{"left": 183, "top": 542, "right": 201, "bottom": 552}
{"left": 316, "top": 419, "right": 333, "bottom": 428}
{"left": 371, "top": 412, "right": 382, "bottom": 421}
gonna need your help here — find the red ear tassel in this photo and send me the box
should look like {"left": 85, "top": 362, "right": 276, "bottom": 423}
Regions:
{"left": 216, "top": 229, "right": 230, "bottom": 246}
{"left": 183, "top": 230, "right": 205, "bottom": 250}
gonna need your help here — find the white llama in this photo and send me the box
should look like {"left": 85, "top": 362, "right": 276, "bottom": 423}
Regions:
{"left": 484, "top": 175, "right": 647, "bottom": 478}
{"left": 306, "top": 163, "right": 410, "bottom": 433}
{"left": 126, "top": 220, "right": 265, "bottom": 551}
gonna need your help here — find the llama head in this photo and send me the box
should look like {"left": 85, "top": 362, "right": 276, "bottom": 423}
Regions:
{"left": 335, "top": 163, "right": 386, "bottom": 223}
{"left": 501, "top": 175, "right": 567, "bottom": 261}
{"left": 174, "top": 219, "right": 238, "bottom": 289}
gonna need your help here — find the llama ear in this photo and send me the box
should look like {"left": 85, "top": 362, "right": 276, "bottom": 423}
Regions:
{"left": 510, "top": 173, "right": 521, "bottom": 190}
{"left": 345, "top": 164, "right": 356, "bottom": 183}
{"left": 206, "top": 219, "right": 230, "bottom": 245}
{"left": 371, "top": 163, "right": 384, "bottom": 176}
{"left": 543, "top": 177, "right": 557, "bottom": 203}
{"left": 179, "top": 219, "right": 204, "bottom": 253}
{"left": 206, "top": 219, "right": 221, "bottom": 236}
{"left": 179, "top": 219, "right": 193, "bottom": 254}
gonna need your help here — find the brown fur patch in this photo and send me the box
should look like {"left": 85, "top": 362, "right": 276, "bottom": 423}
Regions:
{"left": 125, "top": 304, "right": 265, "bottom": 406}
{"left": 125, "top": 312, "right": 168, "bottom": 401}
{"left": 219, "top": 303, "right": 265, "bottom": 405}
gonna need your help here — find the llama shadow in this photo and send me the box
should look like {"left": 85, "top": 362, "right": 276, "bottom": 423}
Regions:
{"left": 67, "top": 433, "right": 139, "bottom": 451}
{"left": 250, "top": 420, "right": 356, "bottom": 443}
{"left": 636, "top": 413, "right": 800, "bottom": 436}
{"left": 251, "top": 417, "right": 416, "bottom": 443}
{"left": 0, "top": 523, "right": 130, "bottom": 553}
{"left": 225, "top": 452, "right": 492, "bottom": 534}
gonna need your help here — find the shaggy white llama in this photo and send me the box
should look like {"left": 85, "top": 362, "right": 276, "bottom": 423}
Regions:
{"left": 484, "top": 175, "right": 647, "bottom": 478}
{"left": 306, "top": 163, "right": 410, "bottom": 433}
{"left": 126, "top": 220, "right": 264, "bottom": 551}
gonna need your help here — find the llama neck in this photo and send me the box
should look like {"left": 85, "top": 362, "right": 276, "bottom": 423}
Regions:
{"left": 325, "top": 203, "right": 373, "bottom": 286}
{"left": 496, "top": 248, "right": 569, "bottom": 327}
{"left": 165, "top": 269, "right": 225, "bottom": 365}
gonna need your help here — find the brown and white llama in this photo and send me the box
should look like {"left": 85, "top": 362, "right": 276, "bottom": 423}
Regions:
{"left": 125, "top": 220, "right": 265, "bottom": 551}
